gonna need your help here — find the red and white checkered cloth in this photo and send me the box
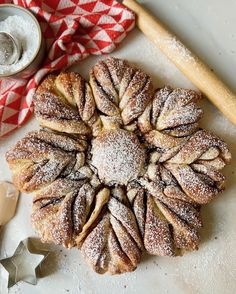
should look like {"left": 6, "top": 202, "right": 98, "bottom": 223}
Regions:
{"left": 0, "top": 0, "right": 135, "bottom": 137}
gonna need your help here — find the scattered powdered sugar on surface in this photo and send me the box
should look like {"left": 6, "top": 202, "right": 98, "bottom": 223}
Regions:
{"left": 24, "top": 241, "right": 140, "bottom": 294}
{"left": 0, "top": 15, "right": 39, "bottom": 75}
{"left": 168, "top": 213, "right": 236, "bottom": 294}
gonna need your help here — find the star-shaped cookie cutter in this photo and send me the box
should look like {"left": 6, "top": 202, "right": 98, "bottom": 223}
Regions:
{"left": 0, "top": 237, "right": 49, "bottom": 288}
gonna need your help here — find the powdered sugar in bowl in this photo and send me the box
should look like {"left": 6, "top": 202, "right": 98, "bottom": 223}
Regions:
{"left": 0, "top": 4, "right": 45, "bottom": 79}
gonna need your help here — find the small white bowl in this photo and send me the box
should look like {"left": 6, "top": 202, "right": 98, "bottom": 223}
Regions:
{"left": 0, "top": 4, "right": 45, "bottom": 79}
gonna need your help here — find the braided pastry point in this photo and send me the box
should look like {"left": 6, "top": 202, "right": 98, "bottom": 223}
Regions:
{"left": 6, "top": 57, "right": 231, "bottom": 275}
{"left": 128, "top": 165, "right": 202, "bottom": 256}
{"left": 34, "top": 73, "right": 102, "bottom": 136}
{"left": 164, "top": 129, "right": 231, "bottom": 204}
{"left": 138, "top": 86, "right": 203, "bottom": 136}
{"left": 5, "top": 130, "right": 87, "bottom": 192}
{"left": 90, "top": 57, "right": 154, "bottom": 127}
{"left": 80, "top": 187, "right": 143, "bottom": 274}
{"left": 139, "top": 86, "right": 203, "bottom": 162}
{"left": 31, "top": 179, "right": 91, "bottom": 248}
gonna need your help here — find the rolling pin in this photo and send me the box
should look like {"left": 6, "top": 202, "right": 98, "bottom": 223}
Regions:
{"left": 123, "top": 0, "right": 236, "bottom": 126}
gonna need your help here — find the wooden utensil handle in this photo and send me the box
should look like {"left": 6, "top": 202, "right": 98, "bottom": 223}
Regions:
{"left": 124, "top": 0, "right": 236, "bottom": 126}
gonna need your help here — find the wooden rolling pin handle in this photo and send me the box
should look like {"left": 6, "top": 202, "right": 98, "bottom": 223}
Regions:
{"left": 124, "top": 0, "right": 236, "bottom": 126}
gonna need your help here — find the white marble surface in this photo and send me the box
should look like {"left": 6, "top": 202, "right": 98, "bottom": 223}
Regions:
{"left": 0, "top": 0, "right": 236, "bottom": 293}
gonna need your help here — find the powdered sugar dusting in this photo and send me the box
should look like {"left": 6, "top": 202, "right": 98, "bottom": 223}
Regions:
{"left": 91, "top": 129, "right": 146, "bottom": 185}
{"left": 155, "top": 35, "right": 196, "bottom": 64}
{"left": 0, "top": 15, "right": 39, "bottom": 75}
{"left": 153, "top": 86, "right": 203, "bottom": 132}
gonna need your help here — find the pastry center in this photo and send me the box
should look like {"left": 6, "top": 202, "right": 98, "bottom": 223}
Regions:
{"left": 91, "top": 129, "right": 145, "bottom": 185}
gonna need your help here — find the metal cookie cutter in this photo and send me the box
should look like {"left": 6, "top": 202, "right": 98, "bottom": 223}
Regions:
{"left": 0, "top": 32, "right": 22, "bottom": 65}
{"left": 0, "top": 237, "right": 49, "bottom": 288}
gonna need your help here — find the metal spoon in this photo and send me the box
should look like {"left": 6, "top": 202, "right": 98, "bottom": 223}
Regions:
{"left": 0, "top": 32, "right": 22, "bottom": 65}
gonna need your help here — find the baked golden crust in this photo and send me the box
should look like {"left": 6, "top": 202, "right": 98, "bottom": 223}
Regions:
{"left": 31, "top": 183, "right": 143, "bottom": 274}
{"left": 128, "top": 164, "right": 202, "bottom": 256}
{"left": 90, "top": 57, "right": 154, "bottom": 126}
{"left": 80, "top": 189, "right": 143, "bottom": 275}
{"left": 138, "top": 86, "right": 203, "bottom": 135}
{"left": 164, "top": 130, "right": 231, "bottom": 204}
{"left": 5, "top": 130, "right": 88, "bottom": 192}
{"left": 34, "top": 73, "right": 101, "bottom": 136}
{"left": 6, "top": 57, "right": 231, "bottom": 275}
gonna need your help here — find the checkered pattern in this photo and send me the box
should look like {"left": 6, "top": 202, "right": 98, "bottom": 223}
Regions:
{"left": 0, "top": 0, "right": 135, "bottom": 137}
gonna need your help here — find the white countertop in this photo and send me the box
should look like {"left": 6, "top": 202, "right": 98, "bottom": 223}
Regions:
{"left": 0, "top": 1, "right": 236, "bottom": 293}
